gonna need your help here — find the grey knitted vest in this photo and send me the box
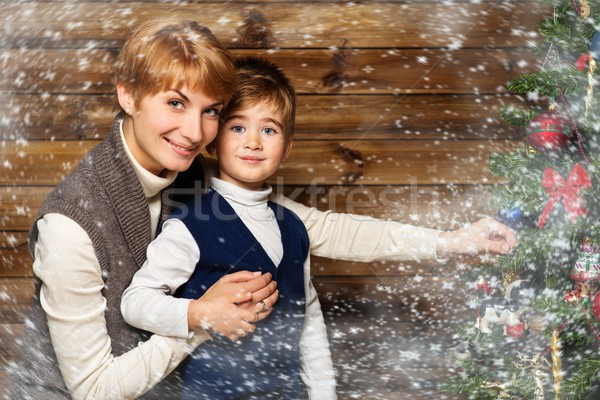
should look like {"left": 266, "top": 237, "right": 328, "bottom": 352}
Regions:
{"left": 10, "top": 115, "right": 204, "bottom": 399}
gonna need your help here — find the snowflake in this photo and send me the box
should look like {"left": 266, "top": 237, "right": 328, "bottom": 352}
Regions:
{"left": 426, "top": 164, "right": 438, "bottom": 173}
{"left": 362, "top": 65, "right": 374, "bottom": 73}
{"left": 78, "top": 57, "right": 90, "bottom": 71}
{"left": 416, "top": 56, "right": 428, "bottom": 64}
{"left": 442, "top": 280, "right": 454, "bottom": 290}
{"left": 66, "top": 22, "right": 83, "bottom": 32}
{"left": 348, "top": 326, "right": 361, "bottom": 335}
{"left": 430, "top": 343, "right": 442, "bottom": 352}
{"left": 455, "top": 262, "right": 468, "bottom": 271}
{"left": 510, "top": 28, "right": 525, "bottom": 36}
{"left": 527, "top": 91, "right": 540, "bottom": 101}
{"left": 448, "top": 39, "right": 463, "bottom": 50}
{"left": 398, "top": 350, "right": 421, "bottom": 361}
{"left": 376, "top": 284, "right": 394, "bottom": 294}
{"left": 331, "top": 330, "right": 344, "bottom": 339}
{"left": 216, "top": 17, "right": 230, "bottom": 25}
{"left": 516, "top": 59, "right": 529, "bottom": 68}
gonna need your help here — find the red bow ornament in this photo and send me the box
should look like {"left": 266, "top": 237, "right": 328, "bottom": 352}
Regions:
{"left": 576, "top": 53, "right": 592, "bottom": 72}
{"left": 538, "top": 163, "right": 591, "bottom": 229}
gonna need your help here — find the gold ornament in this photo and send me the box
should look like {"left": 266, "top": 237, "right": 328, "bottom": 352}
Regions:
{"left": 502, "top": 269, "right": 520, "bottom": 291}
{"left": 527, "top": 314, "right": 548, "bottom": 332}
{"left": 551, "top": 330, "right": 562, "bottom": 399}
{"left": 515, "top": 353, "right": 546, "bottom": 400}
{"left": 525, "top": 145, "right": 539, "bottom": 155}
{"left": 480, "top": 378, "right": 516, "bottom": 399}
{"left": 585, "top": 57, "right": 596, "bottom": 118}
{"left": 581, "top": 0, "right": 591, "bottom": 18}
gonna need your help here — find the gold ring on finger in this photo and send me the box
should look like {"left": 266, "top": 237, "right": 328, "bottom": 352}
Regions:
{"left": 259, "top": 300, "right": 269, "bottom": 313}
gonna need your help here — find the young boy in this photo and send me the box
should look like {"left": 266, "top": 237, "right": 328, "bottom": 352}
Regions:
{"left": 121, "top": 57, "right": 336, "bottom": 399}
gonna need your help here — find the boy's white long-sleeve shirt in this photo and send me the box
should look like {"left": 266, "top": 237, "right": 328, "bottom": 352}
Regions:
{"left": 121, "top": 178, "right": 337, "bottom": 399}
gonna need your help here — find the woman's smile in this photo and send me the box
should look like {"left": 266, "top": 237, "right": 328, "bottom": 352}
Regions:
{"left": 165, "top": 137, "right": 199, "bottom": 157}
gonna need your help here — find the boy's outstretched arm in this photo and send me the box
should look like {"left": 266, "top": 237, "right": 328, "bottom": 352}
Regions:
{"left": 436, "top": 217, "right": 517, "bottom": 258}
{"left": 273, "top": 193, "right": 517, "bottom": 263}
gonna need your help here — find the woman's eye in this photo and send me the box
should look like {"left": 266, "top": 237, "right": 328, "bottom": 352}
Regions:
{"left": 204, "top": 107, "right": 220, "bottom": 117}
{"left": 169, "top": 100, "right": 184, "bottom": 109}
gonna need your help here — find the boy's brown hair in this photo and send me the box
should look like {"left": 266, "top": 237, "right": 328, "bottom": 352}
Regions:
{"left": 223, "top": 57, "right": 296, "bottom": 142}
{"left": 115, "top": 18, "right": 236, "bottom": 111}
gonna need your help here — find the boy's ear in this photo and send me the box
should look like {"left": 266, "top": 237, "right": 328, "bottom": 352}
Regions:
{"left": 116, "top": 84, "right": 134, "bottom": 114}
{"left": 206, "top": 140, "right": 217, "bottom": 156}
{"left": 282, "top": 137, "right": 294, "bottom": 161}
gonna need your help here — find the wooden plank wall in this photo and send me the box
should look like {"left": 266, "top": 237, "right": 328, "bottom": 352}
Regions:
{"left": 0, "top": 1, "right": 549, "bottom": 399}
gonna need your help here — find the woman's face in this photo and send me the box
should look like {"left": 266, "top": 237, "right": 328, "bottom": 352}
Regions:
{"left": 118, "top": 84, "right": 224, "bottom": 176}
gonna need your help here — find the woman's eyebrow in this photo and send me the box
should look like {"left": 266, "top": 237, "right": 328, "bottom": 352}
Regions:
{"left": 170, "top": 89, "right": 190, "bottom": 102}
{"left": 170, "top": 89, "right": 224, "bottom": 108}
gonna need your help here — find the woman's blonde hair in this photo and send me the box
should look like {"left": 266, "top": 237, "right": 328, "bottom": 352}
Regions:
{"left": 115, "top": 18, "right": 236, "bottom": 110}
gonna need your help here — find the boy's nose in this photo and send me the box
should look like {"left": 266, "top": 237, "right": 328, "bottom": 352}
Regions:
{"left": 244, "top": 132, "right": 262, "bottom": 150}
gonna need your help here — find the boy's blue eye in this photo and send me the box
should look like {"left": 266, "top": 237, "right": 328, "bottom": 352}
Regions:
{"left": 232, "top": 125, "right": 245, "bottom": 133}
{"left": 263, "top": 127, "right": 276, "bottom": 135}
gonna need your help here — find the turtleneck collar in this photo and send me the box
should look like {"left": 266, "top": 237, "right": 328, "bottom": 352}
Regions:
{"left": 119, "top": 119, "right": 177, "bottom": 198}
{"left": 210, "top": 177, "right": 272, "bottom": 207}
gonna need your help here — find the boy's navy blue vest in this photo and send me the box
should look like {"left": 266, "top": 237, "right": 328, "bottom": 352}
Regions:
{"left": 172, "top": 189, "right": 309, "bottom": 400}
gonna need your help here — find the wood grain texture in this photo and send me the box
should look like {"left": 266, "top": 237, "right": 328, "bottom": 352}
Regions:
{"left": 1, "top": 2, "right": 550, "bottom": 49}
{"left": 1, "top": 93, "right": 523, "bottom": 141}
{"left": 1, "top": 48, "right": 539, "bottom": 95}
{"left": 0, "top": 139, "right": 517, "bottom": 186}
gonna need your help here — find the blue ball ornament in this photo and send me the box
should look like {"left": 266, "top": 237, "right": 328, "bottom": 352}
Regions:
{"left": 498, "top": 208, "right": 523, "bottom": 228}
{"left": 590, "top": 31, "right": 600, "bottom": 62}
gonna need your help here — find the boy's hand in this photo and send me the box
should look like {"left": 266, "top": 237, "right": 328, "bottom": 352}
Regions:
{"left": 436, "top": 217, "right": 517, "bottom": 259}
{"left": 187, "top": 271, "right": 278, "bottom": 341}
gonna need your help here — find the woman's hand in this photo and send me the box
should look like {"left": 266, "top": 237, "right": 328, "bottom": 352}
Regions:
{"left": 436, "top": 217, "right": 517, "bottom": 259}
{"left": 234, "top": 272, "right": 279, "bottom": 316}
{"left": 186, "top": 271, "right": 278, "bottom": 341}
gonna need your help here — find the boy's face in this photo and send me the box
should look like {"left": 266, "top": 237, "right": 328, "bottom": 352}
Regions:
{"left": 118, "top": 84, "right": 224, "bottom": 176}
{"left": 216, "top": 101, "right": 293, "bottom": 191}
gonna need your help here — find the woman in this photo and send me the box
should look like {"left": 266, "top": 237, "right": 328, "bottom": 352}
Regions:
{"left": 11, "top": 17, "right": 516, "bottom": 400}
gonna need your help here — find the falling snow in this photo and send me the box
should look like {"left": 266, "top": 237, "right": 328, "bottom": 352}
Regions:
{"left": 0, "top": 0, "right": 560, "bottom": 399}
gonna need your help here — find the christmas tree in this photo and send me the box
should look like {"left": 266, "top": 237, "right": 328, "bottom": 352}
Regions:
{"left": 442, "top": 1, "right": 600, "bottom": 399}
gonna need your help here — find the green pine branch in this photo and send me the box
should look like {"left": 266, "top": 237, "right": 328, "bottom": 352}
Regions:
{"left": 537, "top": 5, "right": 594, "bottom": 55}
{"left": 499, "top": 104, "right": 543, "bottom": 127}
{"left": 506, "top": 66, "right": 587, "bottom": 97}
{"left": 562, "top": 352, "right": 600, "bottom": 399}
